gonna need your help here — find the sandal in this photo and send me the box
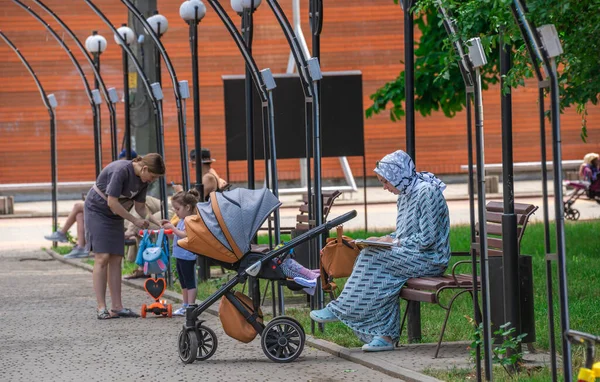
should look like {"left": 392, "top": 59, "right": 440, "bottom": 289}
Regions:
{"left": 362, "top": 336, "right": 394, "bottom": 352}
{"left": 97, "top": 308, "right": 118, "bottom": 320}
{"left": 111, "top": 308, "right": 140, "bottom": 318}
{"left": 123, "top": 269, "right": 149, "bottom": 280}
{"left": 309, "top": 307, "right": 339, "bottom": 323}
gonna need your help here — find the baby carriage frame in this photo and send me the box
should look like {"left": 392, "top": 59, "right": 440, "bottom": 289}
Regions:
{"left": 176, "top": 188, "right": 357, "bottom": 364}
{"left": 563, "top": 180, "right": 600, "bottom": 221}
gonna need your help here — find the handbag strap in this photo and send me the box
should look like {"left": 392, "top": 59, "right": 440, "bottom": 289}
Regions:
{"left": 336, "top": 225, "right": 343, "bottom": 247}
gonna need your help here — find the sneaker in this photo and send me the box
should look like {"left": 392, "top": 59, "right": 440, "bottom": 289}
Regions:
{"left": 293, "top": 276, "right": 317, "bottom": 288}
{"left": 173, "top": 307, "right": 186, "bottom": 316}
{"left": 44, "top": 231, "right": 68, "bottom": 243}
{"left": 281, "top": 258, "right": 319, "bottom": 280}
{"left": 64, "top": 246, "right": 90, "bottom": 259}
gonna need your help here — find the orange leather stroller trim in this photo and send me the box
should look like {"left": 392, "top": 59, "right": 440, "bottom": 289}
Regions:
{"left": 177, "top": 214, "right": 238, "bottom": 264}
{"left": 210, "top": 192, "right": 244, "bottom": 260}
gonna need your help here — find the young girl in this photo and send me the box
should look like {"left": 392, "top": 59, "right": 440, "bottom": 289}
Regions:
{"left": 161, "top": 189, "right": 201, "bottom": 316}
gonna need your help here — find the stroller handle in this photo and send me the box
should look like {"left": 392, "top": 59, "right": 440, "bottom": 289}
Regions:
{"left": 139, "top": 229, "right": 173, "bottom": 235}
{"left": 325, "top": 210, "right": 358, "bottom": 229}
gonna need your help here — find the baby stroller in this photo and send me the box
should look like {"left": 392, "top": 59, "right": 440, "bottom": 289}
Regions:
{"left": 176, "top": 188, "right": 356, "bottom": 364}
{"left": 563, "top": 179, "right": 600, "bottom": 220}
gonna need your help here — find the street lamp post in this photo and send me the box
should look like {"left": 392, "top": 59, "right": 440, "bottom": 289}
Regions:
{"left": 232, "top": 0, "right": 261, "bottom": 304}
{"left": 509, "top": 4, "right": 557, "bottom": 379}
{"left": 232, "top": 0, "right": 261, "bottom": 191}
{"left": 511, "top": 3, "right": 571, "bottom": 379}
{"left": 146, "top": 11, "right": 167, "bottom": 85}
{"left": 435, "top": 2, "right": 482, "bottom": 378}
{"left": 115, "top": 24, "right": 135, "bottom": 160}
{"left": 467, "top": 37, "right": 494, "bottom": 381}
{"left": 85, "top": 31, "right": 116, "bottom": 162}
{"left": 123, "top": 0, "right": 192, "bottom": 192}
{"left": 180, "top": 0, "right": 209, "bottom": 281}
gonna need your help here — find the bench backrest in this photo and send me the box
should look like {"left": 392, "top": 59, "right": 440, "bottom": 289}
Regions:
{"left": 295, "top": 190, "right": 342, "bottom": 230}
{"left": 472, "top": 201, "right": 538, "bottom": 257}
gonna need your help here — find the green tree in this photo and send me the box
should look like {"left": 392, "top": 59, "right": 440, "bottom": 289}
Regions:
{"left": 366, "top": 0, "right": 600, "bottom": 140}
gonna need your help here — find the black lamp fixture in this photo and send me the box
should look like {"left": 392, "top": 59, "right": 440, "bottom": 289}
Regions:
{"left": 231, "top": 0, "right": 261, "bottom": 191}
{"left": 85, "top": 30, "right": 118, "bottom": 162}
{"left": 179, "top": 0, "right": 207, "bottom": 199}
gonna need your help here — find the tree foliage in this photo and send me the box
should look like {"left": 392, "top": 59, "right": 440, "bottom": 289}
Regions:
{"left": 366, "top": 0, "right": 600, "bottom": 139}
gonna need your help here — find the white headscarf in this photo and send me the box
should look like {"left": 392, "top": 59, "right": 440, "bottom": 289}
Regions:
{"left": 373, "top": 150, "right": 446, "bottom": 194}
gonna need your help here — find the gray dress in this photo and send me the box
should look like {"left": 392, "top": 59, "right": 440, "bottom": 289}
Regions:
{"left": 327, "top": 182, "right": 450, "bottom": 343}
{"left": 84, "top": 160, "right": 148, "bottom": 255}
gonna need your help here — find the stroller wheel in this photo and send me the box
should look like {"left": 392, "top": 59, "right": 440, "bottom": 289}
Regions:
{"left": 195, "top": 325, "right": 218, "bottom": 361}
{"left": 571, "top": 209, "right": 580, "bottom": 221}
{"left": 178, "top": 329, "right": 197, "bottom": 364}
{"left": 261, "top": 316, "right": 305, "bottom": 363}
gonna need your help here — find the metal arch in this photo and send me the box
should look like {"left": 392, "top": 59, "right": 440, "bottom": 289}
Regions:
{"left": 11, "top": 0, "right": 104, "bottom": 176}
{"left": 0, "top": 30, "right": 58, "bottom": 238}
{"left": 205, "top": 0, "right": 269, "bottom": 102}
{"left": 31, "top": 0, "right": 118, "bottom": 161}
{"left": 12, "top": 0, "right": 94, "bottom": 105}
{"left": 265, "top": 0, "right": 313, "bottom": 97}
{"left": 0, "top": 31, "right": 52, "bottom": 112}
{"left": 434, "top": 1, "right": 474, "bottom": 88}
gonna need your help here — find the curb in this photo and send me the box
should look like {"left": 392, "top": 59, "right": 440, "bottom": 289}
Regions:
{"left": 45, "top": 248, "right": 440, "bottom": 382}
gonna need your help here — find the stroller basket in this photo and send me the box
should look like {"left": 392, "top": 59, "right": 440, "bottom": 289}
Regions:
{"left": 175, "top": 187, "right": 357, "bottom": 364}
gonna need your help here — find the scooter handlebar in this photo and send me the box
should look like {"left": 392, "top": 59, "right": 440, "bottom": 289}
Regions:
{"left": 139, "top": 229, "right": 173, "bottom": 235}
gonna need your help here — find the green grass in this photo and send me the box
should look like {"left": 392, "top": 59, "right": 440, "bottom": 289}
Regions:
{"left": 425, "top": 366, "right": 555, "bottom": 382}
{"left": 188, "top": 221, "right": 600, "bottom": 377}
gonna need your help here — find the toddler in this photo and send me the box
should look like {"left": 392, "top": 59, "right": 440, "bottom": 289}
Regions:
{"left": 161, "top": 189, "right": 201, "bottom": 316}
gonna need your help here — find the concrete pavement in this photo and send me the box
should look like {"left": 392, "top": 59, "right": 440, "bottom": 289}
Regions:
{"left": 0, "top": 248, "right": 405, "bottom": 382}
{"left": 2, "top": 179, "right": 599, "bottom": 250}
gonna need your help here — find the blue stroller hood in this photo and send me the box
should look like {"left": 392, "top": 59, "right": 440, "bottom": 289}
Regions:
{"left": 178, "top": 187, "right": 281, "bottom": 263}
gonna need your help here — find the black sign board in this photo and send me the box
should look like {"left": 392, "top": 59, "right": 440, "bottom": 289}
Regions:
{"left": 223, "top": 71, "right": 364, "bottom": 161}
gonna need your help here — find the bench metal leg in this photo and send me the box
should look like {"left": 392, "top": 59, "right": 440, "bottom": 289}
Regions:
{"left": 397, "top": 300, "right": 411, "bottom": 347}
{"left": 434, "top": 289, "right": 473, "bottom": 358}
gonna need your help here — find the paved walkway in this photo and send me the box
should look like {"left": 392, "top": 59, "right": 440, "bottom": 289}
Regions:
{"left": 0, "top": 180, "right": 585, "bottom": 380}
{"left": 0, "top": 248, "right": 404, "bottom": 381}
{"left": 2, "top": 180, "right": 599, "bottom": 250}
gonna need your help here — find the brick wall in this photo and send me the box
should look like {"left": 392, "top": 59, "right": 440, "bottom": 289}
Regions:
{"left": 1, "top": 0, "right": 598, "bottom": 185}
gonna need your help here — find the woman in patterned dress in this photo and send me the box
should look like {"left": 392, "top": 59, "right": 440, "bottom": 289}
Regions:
{"left": 310, "top": 150, "right": 450, "bottom": 352}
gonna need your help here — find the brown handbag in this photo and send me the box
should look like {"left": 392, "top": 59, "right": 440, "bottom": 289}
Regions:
{"left": 218, "top": 291, "right": 263, "bottom": 343}
{"left": 319, "top": 226, "right": 360, "bottom": 292}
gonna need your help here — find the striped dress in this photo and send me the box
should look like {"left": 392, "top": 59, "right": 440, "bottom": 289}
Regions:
{"left": 327, "top": 181, "right": 450, "bottom": 343}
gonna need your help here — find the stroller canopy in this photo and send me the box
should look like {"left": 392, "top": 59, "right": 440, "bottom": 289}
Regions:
{"left": 178, "top": 188, "right": 281, "bottom": 264}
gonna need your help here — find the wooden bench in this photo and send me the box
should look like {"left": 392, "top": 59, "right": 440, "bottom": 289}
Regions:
{"left": 398, "top": 201, "right": 538, "bottom": 358}
{"left": 292, "top": 190, "right": 342, "bottom": 232}
{"left": 259, "top": 190, "right": 342, "bottom": 235}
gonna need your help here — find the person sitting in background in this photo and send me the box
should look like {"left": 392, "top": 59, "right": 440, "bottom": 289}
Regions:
{"left": 44, "top": 149, "right": 137, "bottom": 259}
{"left": 191, "top": 148, "right": 229, "bottom": 199}
{"left": 580, "top": 153, "right": 599, "bottom": 183}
